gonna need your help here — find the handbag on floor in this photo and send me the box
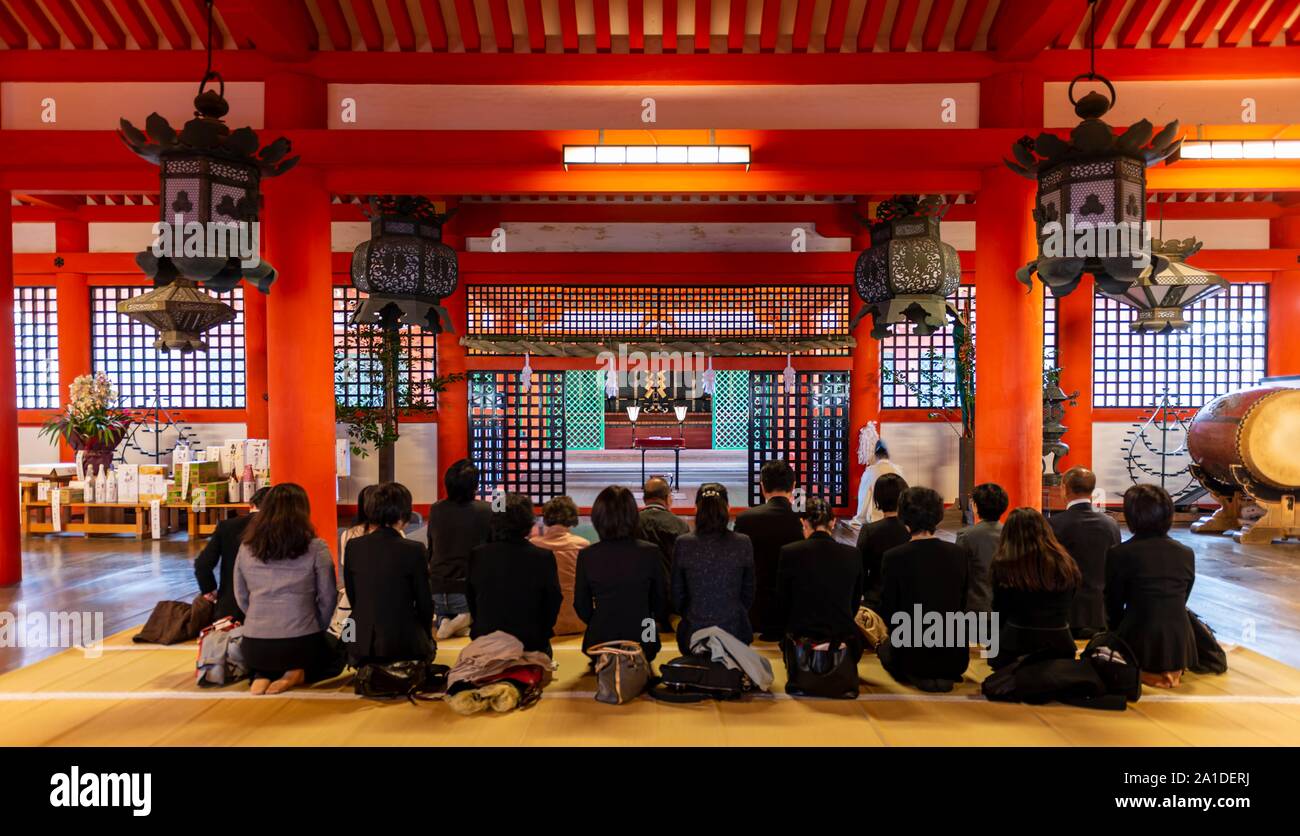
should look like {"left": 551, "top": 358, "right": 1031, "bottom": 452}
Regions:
{"left": 854, "top": 606, "right": 889, "bottom": 651}
{"left": 648, "top": 652, "right": 748, "bottom": 703}
{"left": 590, "top": 641, "right": 650, "bottom": 704}
{"left": 195, "top": 617, "right": 247, "bottom": 687}
{"left": 134, "top": 594, "right": 214, "bottom": 645}
{"left": 353, "top": 659, "right": 450, "bottom": 700}
{"left": 1187, "top": 609, "right": 1228, "bottom": 675}
{"left": 783, "top": 637, "right": 860, "bottom": 699}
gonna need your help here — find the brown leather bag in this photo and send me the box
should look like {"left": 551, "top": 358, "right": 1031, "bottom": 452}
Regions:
{"left": 134, "top": 594, "right": 215, "bottom": 644}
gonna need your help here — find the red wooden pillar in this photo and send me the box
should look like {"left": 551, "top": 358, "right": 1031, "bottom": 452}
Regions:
{"left": 262, "top": 72, "right": 338, "bottom": 554}
{"left": 243, "top": 288, "right": 269, "bottom": 438}
{"left": 1, "top": 195, "right": 21, "bottom": 584}
{"left": 1268, "top": 208, "right": 1300, "bottom": 377}
{"left": 54, "top": 218, "right": 92, "bottom": 462}
{"left": 847, "top": 213, "right": 880, "bottom": 514}
{"left": 974, "top": 167, "right": 1043, "bottom": 512}
{"left": 1056, "top": 275, "right": 1094, "bottom": 472}
{"left": 437, "top": 204, "right": 469, "bottom": 497}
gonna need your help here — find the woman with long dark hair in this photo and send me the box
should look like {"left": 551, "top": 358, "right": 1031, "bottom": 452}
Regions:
{"left": 670, "top": 483, "right": 755, "bottom": 654}
{"left": 987, "top": 507, "right": 1082, "bottom": 669}
{"left": 234, "top": 483, "right": 339, "bottom": 694}
{"left": 573, "top": 486, "right": 668, "bottom": 660}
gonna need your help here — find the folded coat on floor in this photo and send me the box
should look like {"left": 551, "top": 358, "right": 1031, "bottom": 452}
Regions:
{"left": 689, "top": 625, "right": 774, "bottom": 691}
{"left": 447, "top": 631, "right": 554, "bottom": 690}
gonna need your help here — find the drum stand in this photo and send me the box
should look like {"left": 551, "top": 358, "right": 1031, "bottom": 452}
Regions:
{"left": 1228, "top": 467, "right": 1300, "bottom": 545}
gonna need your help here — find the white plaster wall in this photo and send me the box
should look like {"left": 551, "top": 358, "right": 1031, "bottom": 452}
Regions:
{"left": 337, "top": 422, "right": 439, "bottom": 505}
{"left": 1, "top": 82, "right": 263, "bottom": 130}
{"left": 878, "top": 422, "right": 961, "bottom": 502}
{"left": 18, "top": 427, "right": 59, "bottom": 464}
{"left": 13, "top": 223, "right": 55, "bottom": 253}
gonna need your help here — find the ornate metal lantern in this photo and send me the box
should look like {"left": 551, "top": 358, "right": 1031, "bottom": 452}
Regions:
{"left": 351, "top": 196, "right": 459, "bottom": 334}
{"left": 1006, "top": 1, "right": 1181, "bottom": 299}
{"left": 1103, "top": 237, "right": 1227, "bottom": 333}
{"left": 115, "top": 0, "right": 298, "bottom": 352}
{"left": 852, "top": 195, "right": 961, "bottom": 339}
{"left": 115, "top": 278, "right": 237, "bottom": 353}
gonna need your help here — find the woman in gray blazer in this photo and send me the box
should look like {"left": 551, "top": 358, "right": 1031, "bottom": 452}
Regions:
{"left": 234, "top": 483, "right": 340, "bottom": 695}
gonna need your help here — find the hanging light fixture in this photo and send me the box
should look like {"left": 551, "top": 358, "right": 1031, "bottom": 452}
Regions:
{"left": 117, "top": 0, "right": 298, "bottom": 352}
{"left": 350, "top": 195, "right": 459, "bottom": 334}
{"left": 852, "top": 194, "right": 962, "bottom": 339}
{"left": 1104, "top": 237, "right": 1228, "bottom": 333}
{"left": 1006, "top": 0, "right": 1181, "bottom": 300}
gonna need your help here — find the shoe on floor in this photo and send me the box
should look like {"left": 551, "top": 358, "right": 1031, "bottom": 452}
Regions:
{"left": 435, "top": 617, "right": 457, "bottom": 641}
{"left": 446, "top": 612, "right": 473, "bottom": 638}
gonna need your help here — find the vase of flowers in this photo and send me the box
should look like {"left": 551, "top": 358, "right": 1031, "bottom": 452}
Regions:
{"left": 40, "top": 372, "right": 133, "bottom": 473}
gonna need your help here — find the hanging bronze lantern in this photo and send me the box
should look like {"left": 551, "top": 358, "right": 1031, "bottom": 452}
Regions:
{"left": 350, "top": 196, "right": 459, "bottom": 334}
{"left": 115, "top": 279, "right": 237, "bottom": 353}
{"left": 1103, "top": 237, "right": 1228, "bottom": 333}
{"left": 852, "top": 195, "right": 961, "bottom": 340}
{"left": 1006, "top": 2, "right": 1181, "bottom": 299}
{"left": 115, "top": 0, "right": 298, "bottom": 352}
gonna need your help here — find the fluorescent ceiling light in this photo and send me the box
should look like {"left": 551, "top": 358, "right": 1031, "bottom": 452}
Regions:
{"left": 562, "top": 145, "right": 750, "bottom": 169}
{"left": 1180, "top": 140, "right": 1300, "bottom": 160}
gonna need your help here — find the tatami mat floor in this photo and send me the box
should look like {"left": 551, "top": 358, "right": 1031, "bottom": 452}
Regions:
{"left": 2, "top": 630, "right": 1299, "bottom": 746}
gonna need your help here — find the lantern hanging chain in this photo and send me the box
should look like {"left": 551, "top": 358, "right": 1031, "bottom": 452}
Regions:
{"left": 199, "top": 0, "right": 222, "bottom": 96}
{"left": 1086, "top": 0, "right": 1097, "bottom": 80}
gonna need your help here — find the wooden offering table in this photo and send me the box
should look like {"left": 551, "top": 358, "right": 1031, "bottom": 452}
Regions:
{"left": 634, "top": 436, "right": 686, "bottom": 487}
{"left": 173, "top": 503, "right": 252, "bottom": 538}
{"left": 21, "top": 497, "right": 173, "bottom": 539}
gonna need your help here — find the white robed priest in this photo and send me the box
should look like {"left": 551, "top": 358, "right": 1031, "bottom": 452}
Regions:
{"left": 851, "top": 422, "right": 903, "bottom": 527}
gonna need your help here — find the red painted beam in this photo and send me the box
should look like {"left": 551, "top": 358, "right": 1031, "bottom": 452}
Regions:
{"left": 1219, "top": 0, "right": 1268, "bottom": 46}
{"left": 108, "top": 0, "right": 157, "bottom": 49}
{"left": 628, "top": 0, "right": 644, "bottom": 52}
{"left": 522, "top": 0, "right": 544, "bottom": 51}
{"left": 1151, "top": 0, "right": 1197, "bottom": 47}
{"left": 695, "top": 0, "right": 710, "bottom": 53}
{"left": 761, "top": 0, "right": 782, "bottom": 52}
{"left": 889, "top": 0, "right": 919, "bottom": 52}
{"left": 593, "top": 0, "right": 611, "bottom": 52}
{"left": 662, "top": 0, "right": 677, "bottom": 51}
{"left": 178, "top": 0, "right": 216, "bottom": 46}
{"left": 217, "top": 0, "right": 316, "bottom": 58}
{"left": 9, "top": 0, "right": 63, "bottom": 49}
{"left": 727, "top": 0, "right": 746, "bottom": 52}
{"left": 142, "top": 0, "right": 191, "bottom": 48}
{"left": 1187, "top": 0, "right": 1234, "bottom": 46}
{"left": 790, "top": 0, "right": 814, "bottom": 52}
{"left": 386, "top": 0, "right": 418, "bottom": 50}
{"left": 419, "top": 0, "right": 449, "bottom": 49}
{"left": 348, "top": 0, "right": 384, "bottom": 50}
{"left": 1291, "top": 10, "right": 1300, "bottom": 44}
{"left": 1116, "top": 0, "right": 1160, "bottom": 48}
{"left": 823, "top": 0, "right": 849, "bottom": 52}
{"left": 559, "top": 0, "right": 578, "bottom": 52}
{"left": 1052, "top": 1, "right": 1089, "bottom": 48}
{"left": 953, "top": 0, "right": 989, "bottom": 51}
{"left": 1254, "top": 0, "right": 1300, "bottom": 45}
{"left": 990, "top": 0, "right": 1088, "bottom": 61}
{"left": 488, "top": 0, "right": 513, "bottom": 51}
{"left": 0, "top": 3, "right": 29, "bottom": 48}
{"left": 45, "top": 0, "right": 95, "bottom": 49}
{"left": 80, "top": 0, "right": 128, "bottom": 48}
{"left": 857, "top": 0, "right": 885, "bottom": 51}
{"left": 1091, "top": 0, "right": 1128, "bottom": 46}
{"left": 920, "top": 0, "right": 954, "bottom": 51}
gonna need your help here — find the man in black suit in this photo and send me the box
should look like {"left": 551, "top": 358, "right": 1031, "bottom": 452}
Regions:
{"left": 734, "top": 459, "right": 804, "bottom": 642}
{"left": 195, "top": 486, "right": 269, "bottom": 622}
{"left": 855, "top": 473, "right": 910, "bottom": 615}
{"left": 1049, "top": 466, "right": 1121, "bottom": 638}
{"left": 778, "top": 499, "right": 865, "bottom": 661}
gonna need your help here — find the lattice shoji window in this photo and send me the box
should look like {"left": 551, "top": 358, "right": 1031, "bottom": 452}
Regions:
{"left": 91, "top": 286, "right": 245, "bottom": 409}
{"left": 564, "top": 370, "right": 605, "bottom": 450}
{"left": 711, "top": 370, "right": 750, "bottom": 451}
{"left": 1093, "top": 284, "right": 1268, "bottom": 409}
{"left": 880, "top": 286, "right": 976, "bottom": 409}
{"left": 1044, "top": 292, "right": 1059, "bottom": 374}
{"left": 333, "top": 287, "right": 439, "bottom": 408}
{"left": 749, "top": 370, "right": 850, "bottom": 507}
{"left": 14, "top": 287, "right": 59, "bottom": 409}
{"left": 468, "top": 370, "right": 566, "bottom": 505}
{"left": 467, "top": 284, "right": 850, "bottom": 356}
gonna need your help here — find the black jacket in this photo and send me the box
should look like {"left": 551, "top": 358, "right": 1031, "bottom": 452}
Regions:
{"left": 1049, "top": 503, "right": 1121, "bottom": 635}
{"left": 637, "top": 504, "right": 690, "bottom": 577}
{"left": 1105, "top": 534, "right": 1197, "bottom": 673}
{"left": 342, "top": 527, "right": 434, "bottom": 665}
{"left": 467, "top": 538, "right": 563, "bottom": 654}
{"left": 734, "top": 496, "right": 804, "bottom": 636}
{"left": 193, "top": 513, "right": 254, "bottom": 622}
{"left": 988, "top": 583, "right": 1077, "bottom": 670}
{"left": 777, "top": 532, "right": 864, "bottom": 642}
{"left": 856, "top": 515, "right": 910, "bottom": 614}
{"left": 879, "top": 538, "right": 970, "bottom": 683}
{"left": 573, "top": 538, "right": 669, "bottom": 659}
{"left": 426, "top": 498, "right": 494, "bottom": 595}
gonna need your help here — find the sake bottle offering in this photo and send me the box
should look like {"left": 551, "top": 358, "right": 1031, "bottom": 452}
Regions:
{"left": 241, "top": 464, "right": 256, "bottom": 502}
{"left": 95, "top": 466, "right": 108, "bottom": 502}
{"left": 256, "top": 469, "right": 271, "bottom": 490}
{"left": 84, "top": 467, "right": 96, "bottom": 503}
{"left": 227, "top": 471, "right": 239, "bottom": 504}
{"left": 104, "top": 465, "right": 118, "bottom": 503}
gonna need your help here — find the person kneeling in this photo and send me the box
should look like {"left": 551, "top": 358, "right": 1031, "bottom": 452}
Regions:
{"left": 343, "top": 482, "right": 435, "bottom": 669}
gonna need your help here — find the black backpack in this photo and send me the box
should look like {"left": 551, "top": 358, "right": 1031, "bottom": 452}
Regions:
{"left": 353, "top": 660, "right": 450, "bottom": 700}
{"left": 1081, "top": 632, "right": 1143, "bottom": 704}
{"left": 1187, "top": 609, "right": 1228, "bottom": 675}
{"left": 982, "top": 633, "right": 1142, "bottom": 711}
{"left": 648, "top": 652, "right": 748, "bottom": 702}
{"left": 783, "top": 637, "right": 860, "bottom": 699}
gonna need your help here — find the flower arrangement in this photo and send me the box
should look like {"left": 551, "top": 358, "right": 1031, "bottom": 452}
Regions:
{"left": 39, "top": 372, "right": 133, "bottom": 450}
